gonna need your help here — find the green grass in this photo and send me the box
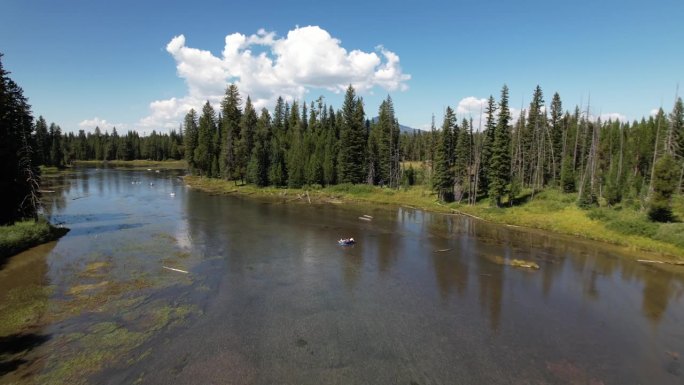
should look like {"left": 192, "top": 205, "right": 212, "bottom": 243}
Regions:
{"left": 0, "top": 219, "right": 68, "bottom": 260}
{"left": 455, "top": 189, "right": 684, "bottom": 260}
{"left": 185, "top": 177, "right": 684, "bottom": 260}
{"left": 71, "top": 159, "right": 187, "bottom": 169}
{"left": 39, "top": 165, "right": 62, "bottom": 174}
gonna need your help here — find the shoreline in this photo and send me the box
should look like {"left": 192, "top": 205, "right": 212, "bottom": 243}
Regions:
{"left": 184, "top": 176, "right": 684, "bottom": 263}
{"left": 71, "top": 159, "right": 187, "bottom": 170}
{"left": 0, "top": 219, "right": 69, "bottom": 261}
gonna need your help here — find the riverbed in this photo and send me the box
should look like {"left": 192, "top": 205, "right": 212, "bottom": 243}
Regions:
{"left": 1, "top": 168, "right": 683, "bottom": 384}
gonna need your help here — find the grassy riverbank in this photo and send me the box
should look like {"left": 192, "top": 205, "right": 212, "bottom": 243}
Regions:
{"left": 185, "top": 176, "right": 684, "bottom": 261}
{"left": 0, "top": 219, "right": 68, "bottom": 260}
{"left": 71, "top": 159, "right": 187, "bottom": 169}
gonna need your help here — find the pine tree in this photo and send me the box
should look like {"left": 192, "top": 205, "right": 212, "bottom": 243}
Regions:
{"left": 478, "top": 96, "right": 497, "bottom": 196}
{"left": 454, "top": 118, "right": 471, "bottom": 201}
{"left": 489, "top": 85, "right": 512, "bottom": 206}
{"left": 48, "top": 123, "right": 64, "bottom": 167}
{"left": 194, "top": 101, "right": 217, "bottom": 176}
{"left": 375, "top": 96, "right": 400, "bottom": 187}
{"left": 236, "top": 96, "right": 256, "bottom": 182}
{"left": 323, "top": 128, "right": 337, "bottom": 186}
{"left": 268, "top": 137, "right": 287, "bottom": 186}
{"left": 560, "top": 156, "right": 576, "bottom": 192}
{"left": 433, "top": 107, "right": 456, "bottom": 202}
{"left": 34, "top": 116, "right": 49, "bottom": 165}
{"left": 337, "top": 86, "right": 366, "bottom": 184}
{"left": 220, "top": 84, "right": 242, "bottom": 180}
{"left": 367, "top": 120, "right": 380, "bottom": 185}
{"left": 550, "top": 92, "right": 563, "bottom": 183}
{"left": 183, "top": 109, "right": 199, "bottom": 172}
{"left": 0, "top": 53, "right": 40, "bottom": 224}
{"left": 649, "top": 153, "right": 677, "bottom": 222}
{"left": 670, "top": 97, "right": 684, "bottom": 192}
{"left": 247, "top": 109, "right": 271, "bottom": 186}
{"left": 525, "top": 85, "right": 545, "bottom": 189}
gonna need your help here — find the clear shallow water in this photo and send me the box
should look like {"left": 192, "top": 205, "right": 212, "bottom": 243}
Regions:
{"left": 1, "top": 168, "right": 684, "bottom": 384}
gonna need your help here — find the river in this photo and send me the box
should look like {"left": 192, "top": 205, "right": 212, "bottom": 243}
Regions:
{"left": 0, "top": 168, "right": 683, "bottom": 384}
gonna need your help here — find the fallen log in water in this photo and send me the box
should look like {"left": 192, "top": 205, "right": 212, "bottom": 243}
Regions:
{"left": 637, "top": 259, "right": 684, "bottom": 266}
{"left": 486, "top": 255, "right": 540, "bottom": 270}
{"left": 162, "top": 266, "right": 189, "bottom": 274}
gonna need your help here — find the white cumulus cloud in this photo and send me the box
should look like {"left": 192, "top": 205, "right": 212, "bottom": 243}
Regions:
{"left": 598, "top": 112, "right": 627, "bottom": 122}
{"left": 78, "top": 117, "right": 127, "bottom": 132}
{"left": 138, "top": 25, "right": 410, "bottom": 130}
{"left": 456, "top": 97, "right": 488, "bottom": 117}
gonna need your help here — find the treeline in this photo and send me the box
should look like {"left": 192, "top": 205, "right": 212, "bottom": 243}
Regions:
{"left": 33, "top": 121, "right": 184, "bottom": 167}
{"left": 25, "top": 80, "right": 684, "bottom": 224}
{"left": 5, "top": 42, "right": 684, "bottom": 225}
{"left": 181, "top": 83, "right": 684, "bottom": 220}
{"left": 398, "top": 85, "right": 684, "bottom": 221}
{"left": 183, "top": 85, "right": 402, "bottom": 188}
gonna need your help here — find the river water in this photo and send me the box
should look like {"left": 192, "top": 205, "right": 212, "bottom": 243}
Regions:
{"left": 1, "top": 168, "right": 683, "bottom": 384}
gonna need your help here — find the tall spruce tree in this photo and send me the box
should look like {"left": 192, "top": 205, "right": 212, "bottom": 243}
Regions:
{"left": 670, "top": 97, "right": 684, "bottom": 191}
{"left": 478, "top": 96, "right": 497, "bottom": 196}
{"left": 489, "top": 85, "right": 512, "bottom": 206}
{"left": 649, "top": 153, "right": 677, "bottom": 222}
{"left": 194, "top": 101, "right": 217, "bottom": 176}
{"left": 48, "top": 123, "right": 64, "bottom": 167}
{"left": 220, "top": 84, "right": 242, "bottom": 180}
{"left": 454, "top": 118, "right": 471, "bottom": 201}
{"left": 377, "top": 96, "right": 400, "bottom": 187}
{"left": 34, "top": 116, "right": 49, "bottom": 165}
{"left": 0, "top": 53, "right": 40, "bottom": 224}
{"left": 338, "top": 85, "right": 366, "bottom": 184}
{"left": 247, "top": 108, "right": 271, "bottom": 186}
{"left": 236, "top": 97, "right": 256, "bottom": 182}
{"left": 433, "top": 107, "right": 456, "bottom": 202}
{"left": 550, "top": 92, "right": 563, "bottom": 183}
{"left": 183, "top": 109, "right": 199, "bottom": 172}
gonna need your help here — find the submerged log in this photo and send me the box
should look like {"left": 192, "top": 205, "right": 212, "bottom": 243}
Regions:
{"left": 162, "top": 266, "right": 189, "bottom": 274}
{"left": 638, "top": 259, "right": 684, "bottom": 266}
{"left": 488, "top": 255, "right": 540, "bottom": 270}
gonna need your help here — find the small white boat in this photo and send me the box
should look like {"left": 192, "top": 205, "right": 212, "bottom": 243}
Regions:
{"left": 169, "top": 192, "right": 176, "bottom": 197}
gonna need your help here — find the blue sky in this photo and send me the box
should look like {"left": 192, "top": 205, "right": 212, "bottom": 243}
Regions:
{"left": 1, "top": 0, "right": 682, "bottom": 133}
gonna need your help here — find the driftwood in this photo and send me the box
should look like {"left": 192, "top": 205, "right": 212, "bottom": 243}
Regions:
{"left": 486, "top": 255, "right": 540, "bottom": 270}
{"left": 637, "top": 259, "right": 684, "bottom": 266}
{"left": 162, "top": 266, "right": 189, "bottom": 274}
{"left": 359, "top": 216, "right": 372, "bottom": 221}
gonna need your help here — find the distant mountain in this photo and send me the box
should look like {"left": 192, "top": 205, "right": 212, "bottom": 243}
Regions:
{"left": 370, "top": 117, "right": 420, "bottom": 134}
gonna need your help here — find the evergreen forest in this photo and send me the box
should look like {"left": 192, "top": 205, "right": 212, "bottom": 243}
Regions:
{"left": 4, "top": 48, "right": 684, "bottom": 226}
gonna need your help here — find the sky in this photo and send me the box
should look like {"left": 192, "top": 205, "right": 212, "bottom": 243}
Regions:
{"left": 1, "top": 0, "right": 683, "bottom": 134}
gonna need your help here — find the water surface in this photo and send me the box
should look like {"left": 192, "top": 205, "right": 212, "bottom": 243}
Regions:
{"left": 1, "top": 168, "right": 683, "bottom": 384}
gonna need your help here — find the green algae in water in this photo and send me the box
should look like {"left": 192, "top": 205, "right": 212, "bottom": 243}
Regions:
{"left": 0, "top": 285, "right": 54, "bottom": 336}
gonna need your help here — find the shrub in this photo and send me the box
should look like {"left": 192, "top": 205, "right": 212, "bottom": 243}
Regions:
{"left": 605, "top": 218, "right": 658, "bottom": 237}
{"left": 654, "top": 223, "right": 684, "bottom": 248}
